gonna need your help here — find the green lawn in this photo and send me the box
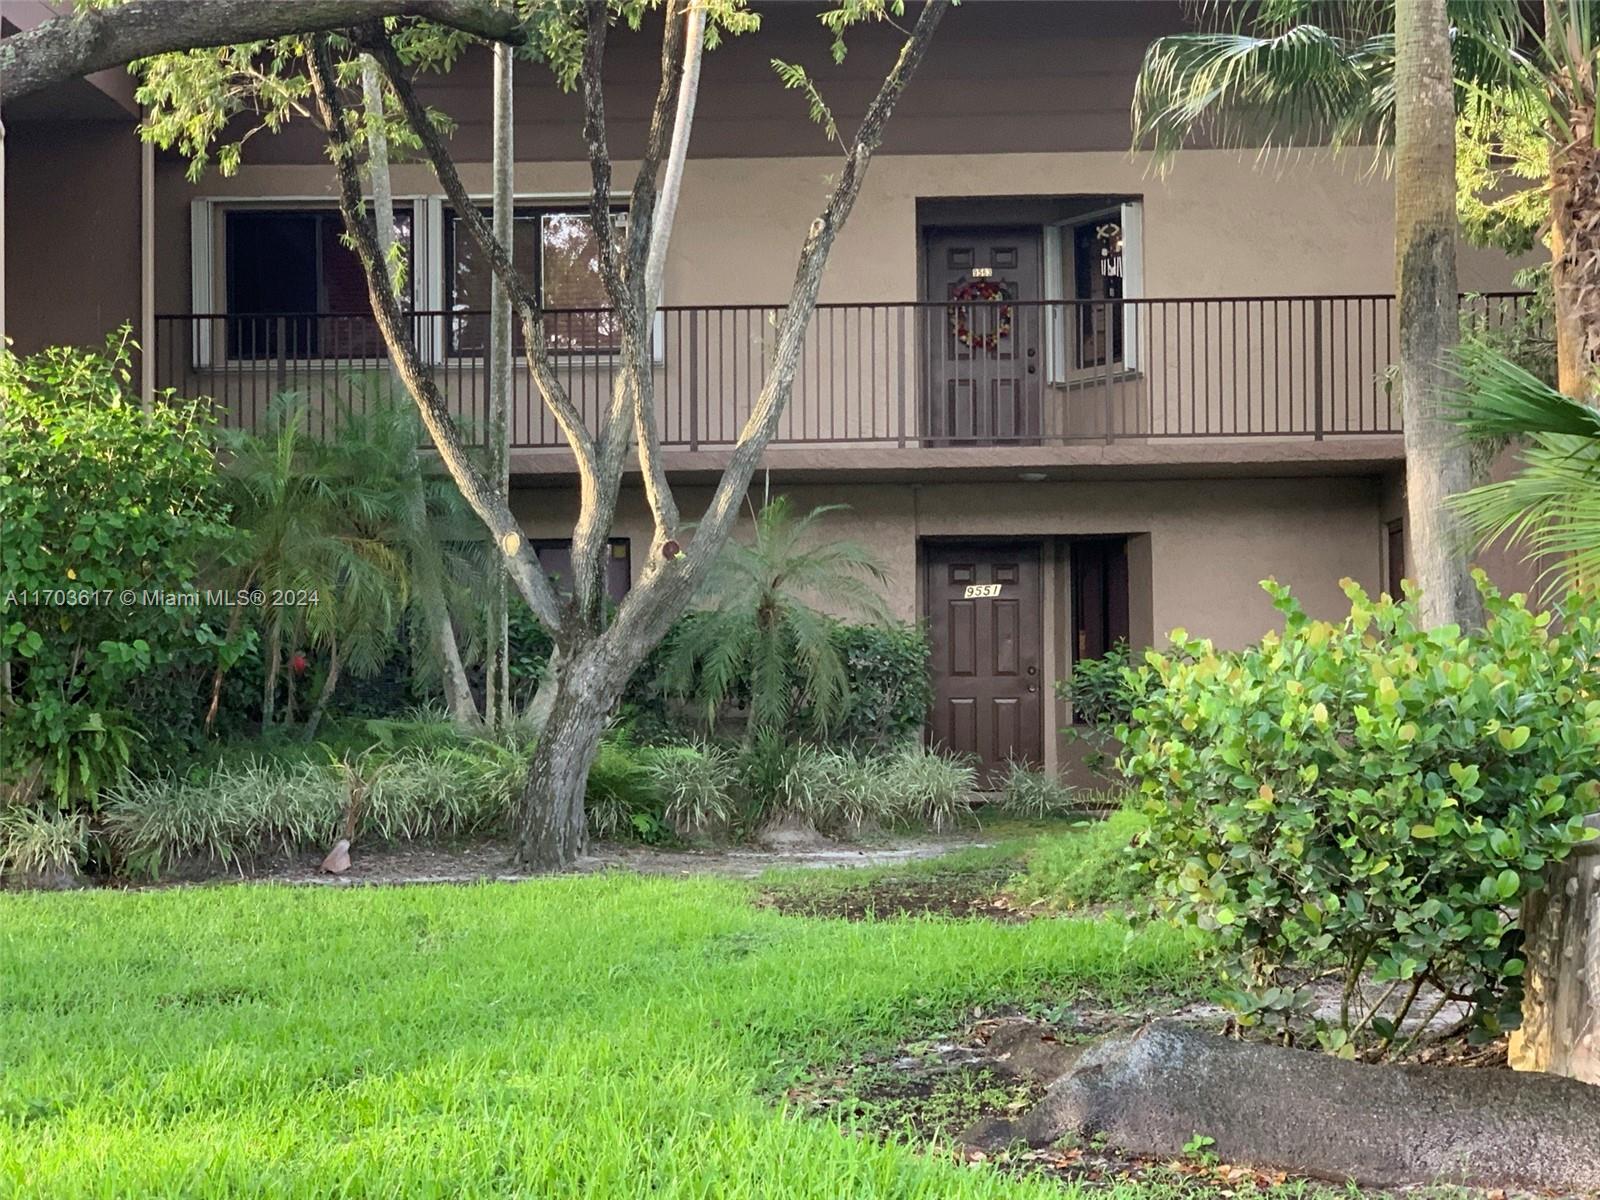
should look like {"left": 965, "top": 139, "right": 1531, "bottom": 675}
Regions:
{"left": 1, "top": 871, "right": 1202, "bottom": 1198}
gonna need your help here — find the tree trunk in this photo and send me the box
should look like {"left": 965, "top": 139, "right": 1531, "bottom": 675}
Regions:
{"left": 0, "top": 0, "right": 530, "bottom": 106}
{"left": 1394, "top": 0, "right": 1483, "bottom": 630}
{"left": 1512, "top": 815, "right": 1600, "bottom": 1083}
{"left": 1549, "top": 141, "right": 1600, "bottom": 402}
{"left": 484, "top": 40, "right": 514, "bottom": 731}
{"left": 516, "top": 655, "right": 618, "bottom": 869}
{"left": 302, "top": 638, "right": 341, "bottom": 742}
{"left": 261, "top": 616, "right": 281, "bottom": 730}
{"left": 203, "top": 593, "right": 252, "bottom": 733}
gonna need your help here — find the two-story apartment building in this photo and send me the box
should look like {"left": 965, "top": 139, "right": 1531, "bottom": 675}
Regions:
{"left": 2, "top": 1, "right": 1536, "bottom": 778}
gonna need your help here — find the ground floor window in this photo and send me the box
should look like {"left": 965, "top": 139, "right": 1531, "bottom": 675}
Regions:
{"left": 531, "top": 538, "right": 632, "bottom": 603}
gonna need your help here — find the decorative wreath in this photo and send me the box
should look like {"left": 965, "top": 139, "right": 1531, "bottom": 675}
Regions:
{"left": 949, "top": 279, "right": 1014, "bottom": 352}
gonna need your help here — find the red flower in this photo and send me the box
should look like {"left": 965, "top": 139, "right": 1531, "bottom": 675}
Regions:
{"left": 289, "top": 652, "right": 309, "bottom": 675}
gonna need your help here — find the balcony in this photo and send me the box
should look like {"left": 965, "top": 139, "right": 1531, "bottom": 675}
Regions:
{"left": 154, "top": 294, "right": 1535, "bottom": 481}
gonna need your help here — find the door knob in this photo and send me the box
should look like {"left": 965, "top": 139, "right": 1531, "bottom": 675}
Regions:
{"left": 1027, "top": 683, "right": 1038, "bottom": 693}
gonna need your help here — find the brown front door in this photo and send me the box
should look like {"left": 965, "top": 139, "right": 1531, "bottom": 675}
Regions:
{"left": 925, "top": 541, "right": 1044, "bottom": 783}
{"left": 923, "top": 228, "right": 1043, "bottom": 445}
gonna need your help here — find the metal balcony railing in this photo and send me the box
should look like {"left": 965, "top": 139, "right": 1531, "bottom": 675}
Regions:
{"left": 154, "top": 293, "right": 1540, "bottom": 451}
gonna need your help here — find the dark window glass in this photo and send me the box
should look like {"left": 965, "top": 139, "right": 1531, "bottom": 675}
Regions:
{"left": 446, "top": 208, "right": 623, "bottom": 356}
{"left": 224, "top": 208, "right": 412, "bottom": 359}
{"left": 1073, "top": 219, "right": 1124, "bottom": 369}
{"left": 531, "top": 539, "right": 631, "bottom": 601}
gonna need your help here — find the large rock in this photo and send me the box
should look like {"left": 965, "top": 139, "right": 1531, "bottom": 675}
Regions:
{"left": 1512, "top": 817, "right": 1600, "bottom": 1083}
{"left": 968, "top": 1021, "right": 1600, "bottom": 1191}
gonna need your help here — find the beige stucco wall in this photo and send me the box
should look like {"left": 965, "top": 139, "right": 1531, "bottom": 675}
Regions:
{"left": 512, "top": 475, "right": 1384, "bottom": 643}
{"left": 155, "top": 148, "right": 1525, "bottom": 318}
{"left": 511, "top": 473, "right": 1385, "bottom": 771}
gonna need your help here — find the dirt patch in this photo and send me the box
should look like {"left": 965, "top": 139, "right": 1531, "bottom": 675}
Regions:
{"left": 758, "top": 869, "right": 1037, "bottom": 922}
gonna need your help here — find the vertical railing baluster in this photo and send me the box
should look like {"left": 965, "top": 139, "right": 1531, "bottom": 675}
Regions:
{"left": 688, "top": 308, "right": 700, "bottom": 452}
{"left": 1313, "top": 298, "right": 1325, "bottom": 441}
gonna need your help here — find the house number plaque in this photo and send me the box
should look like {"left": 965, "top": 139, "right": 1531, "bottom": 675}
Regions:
{"left": 963, "top": 583, "right": 1002, "bottom": 599}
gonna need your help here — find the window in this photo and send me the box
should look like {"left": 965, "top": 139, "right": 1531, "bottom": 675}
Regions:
{"left": 1073, "top": 218, "right": 1124, "bottom": 369}
{"left": 223, "top": 208, "right": 412, "bottom": 359}
{"left": 446, "top": 208, "right": 624, "bottom": 356}
{"left": 531, "top": 539, "right": 632, "bottom": 602}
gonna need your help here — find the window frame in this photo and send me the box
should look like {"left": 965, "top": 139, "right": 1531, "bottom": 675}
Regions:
{"left": 192, "top": 197, "right": 424, "bottom": 370}
{"left": 189, "top": 193, "right": 662, "bottom": 371}
{"left": 1043, "top": 201, "right": 1143, "bottom": 385}
{"left": 442, "top": 199, "right": 663, "bottom": 366}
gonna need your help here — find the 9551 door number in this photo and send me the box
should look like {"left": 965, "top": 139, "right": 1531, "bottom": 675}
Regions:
{"left": 962, "top": 584, "right": 1002, "bottom": 599}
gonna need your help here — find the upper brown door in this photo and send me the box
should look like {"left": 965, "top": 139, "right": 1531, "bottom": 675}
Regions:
{"left": 925, "top": 541, "right": 1044, "bottom": 783}
{"left": 923, "top": 227, "right": 1043, "bottom": 445}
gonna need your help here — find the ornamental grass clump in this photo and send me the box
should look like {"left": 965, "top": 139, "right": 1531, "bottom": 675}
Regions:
{"left": 885, "top": 744, "right": 978, "bottom": 832}
{"left": 643, "top": 742, "right": 736, "bottom": 836}
{"left": 1123, "top": 573, "right": 1600, "bottom": 1058}
{"left": 994, "top": 760, "right": 1079, "bottom": 818}
{"left": 0, "top": 807, "right": 90, "bottom": 880}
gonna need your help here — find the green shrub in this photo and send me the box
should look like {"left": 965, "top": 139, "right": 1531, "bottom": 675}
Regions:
{"left": 643, "top": 742, "right": 736, "bottom": 836}
{"left": 104, "top": 761, "right": 342, "bottom": 876}
{"left": 732, "top": 730, "right": 805, "bottom": 828}
{"left": 827, "top": 622, "right": 933, "bottom": 748}
{"left": 1055, "top": 640, "right": 1136, "bottom": 728}
{"left": 0, "top": 807, "right": 90, "bottom": 879}
{"left": 585, "top": 734, "right": 665, "bottom": 842}
{"left": 102, "top": 737, "right": 534, "bottom": 878}
{"left": 1, "top": 333, "right": 236, "bottom": 808}
{"left": 1012, "top": 804, "right": 1148, "bottom": 909}
{"left": 993, "top": 761, "right": 1079, "bottom": 818}
{"left": 1124, "top": 575, "right": 1600, "bottom": 1054}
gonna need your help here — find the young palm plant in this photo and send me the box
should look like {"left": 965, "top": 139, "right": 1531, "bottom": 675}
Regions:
{"left": 662, "top": 498, "right": 890, "bottom": 738}
{"left": 1451, "top": 346, "right": 1600, "bottom": 596}
{"left": 218, "top": 395, "right": 435, "bottom": 737}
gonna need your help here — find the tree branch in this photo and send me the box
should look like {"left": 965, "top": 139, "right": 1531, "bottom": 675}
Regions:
{"left": 0, "top": 0, "right": 526, "bottom": 106}
{"left": 610, "top": 0, "right": 950, "bottom": 652}
{"left": 302, "top": 33, "right": 565, "bottom": 633}
{"left": 362, "top": 30, "right": 601, "bottom": 478}
{"left": 631, "top": 0, "right": 706, "bottom": 552}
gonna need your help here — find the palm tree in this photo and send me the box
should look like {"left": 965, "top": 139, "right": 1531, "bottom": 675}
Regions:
{"left": 661, "top": 497, "right": 889, "bottom": 737}
{"left": 1132, "top": 1, "right": 1598, "bottom": 398}
{"left": 1452, "top": 344, "right": 1600, "bottom": 595}
{"left": 1395, "top": 0, "right": 1483, "bottom": 628}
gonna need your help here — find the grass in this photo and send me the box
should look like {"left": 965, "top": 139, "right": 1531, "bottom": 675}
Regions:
{"left": 0, "top": 871, "right": 1204, "bottom": 1198}
{"left": 1011, "top": 804, "right": 1150, "bottom": 910}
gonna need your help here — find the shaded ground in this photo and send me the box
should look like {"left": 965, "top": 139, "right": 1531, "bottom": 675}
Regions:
{"left": 111, "top": 830, "right": 1011, "bottom": 889}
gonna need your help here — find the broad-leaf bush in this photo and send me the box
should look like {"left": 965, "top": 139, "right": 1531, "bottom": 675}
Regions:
{"left": 1122, "top": 574, "right": 1600, "bottom": 1054}
{"left": 0, "top": 333, "right": 235, "bottom": 810}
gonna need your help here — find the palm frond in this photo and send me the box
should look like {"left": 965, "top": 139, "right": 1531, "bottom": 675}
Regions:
{"left": 1450, "top": 344, "right": 1600, "bottom": 440}
{"left": 1451, "top": 347, "right": 1600, "bottom": 597}
{"left": 1132, "top": 25, "right": 1394, "bottom": 163}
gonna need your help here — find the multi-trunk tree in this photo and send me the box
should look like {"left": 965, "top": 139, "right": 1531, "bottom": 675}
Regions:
{"left": 25, "top": 0, "right": 945, "bottom": 865}
{"left": 300, "top": 0, "right": 948, "bottom": 867}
